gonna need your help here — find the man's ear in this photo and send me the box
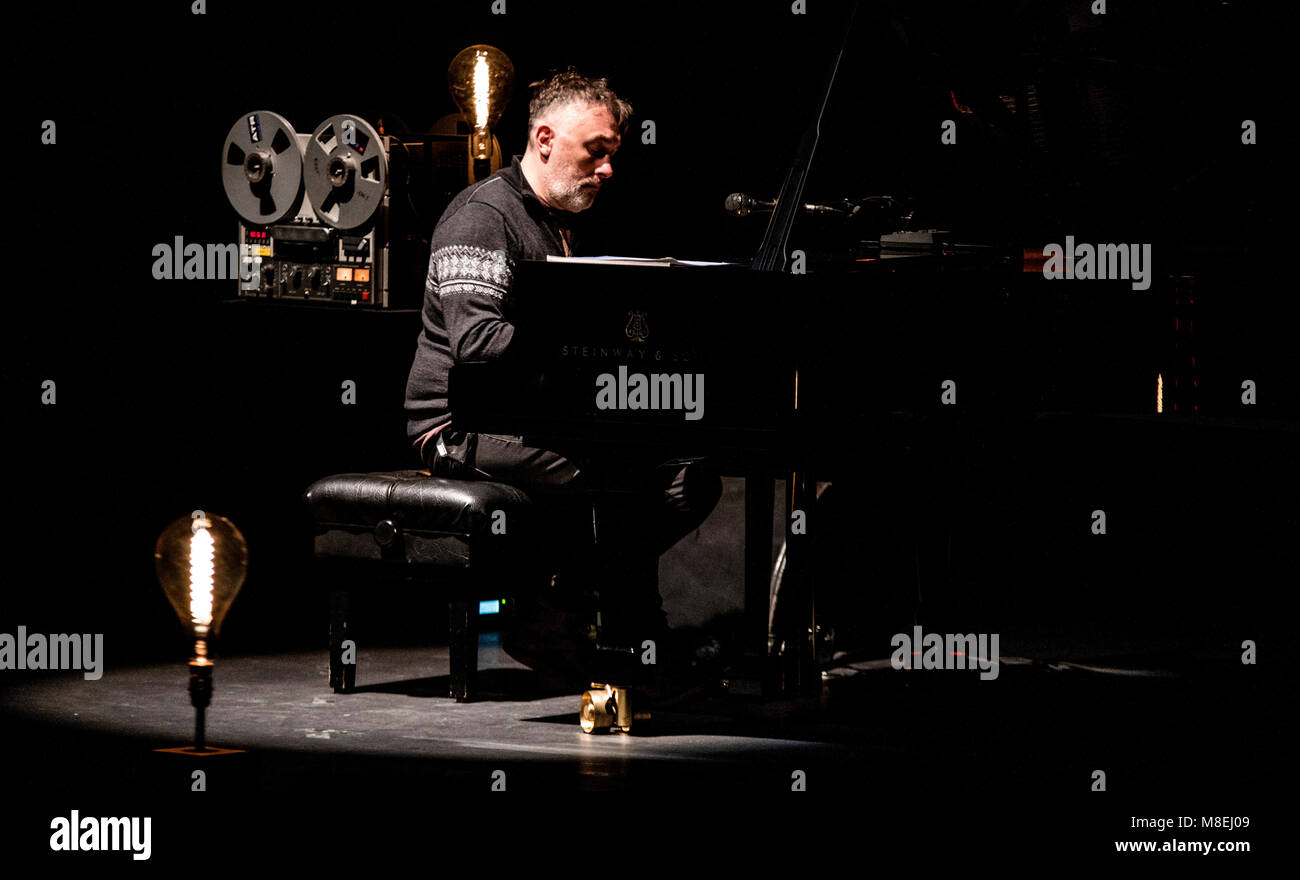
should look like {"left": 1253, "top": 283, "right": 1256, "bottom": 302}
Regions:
{"left": 534, "top": 123, "right": 555, "bottom": 158}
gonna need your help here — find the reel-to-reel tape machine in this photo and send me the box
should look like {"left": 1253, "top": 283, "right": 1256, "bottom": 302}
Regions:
{"left": 222, "top": 110, "right": 419, "bottom": 308}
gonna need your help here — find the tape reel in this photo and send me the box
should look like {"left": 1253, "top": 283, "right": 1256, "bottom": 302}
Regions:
{"left": 221, "top": 111, "right": 305, "bottom": 226}
{"left": 303, "top": 115, "right": 389, "bottom": 230}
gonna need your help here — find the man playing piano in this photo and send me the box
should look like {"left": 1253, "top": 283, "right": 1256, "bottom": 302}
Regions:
{"left": 404, "top": 69, "right": 722, "bottom": 688}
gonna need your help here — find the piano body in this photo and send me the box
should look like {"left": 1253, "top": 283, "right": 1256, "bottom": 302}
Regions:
{"left": 449, "top": 244, "right": 1091, "bottom": 695}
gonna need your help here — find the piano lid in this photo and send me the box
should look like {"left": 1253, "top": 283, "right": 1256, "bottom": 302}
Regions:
{"left": 739, "top": 0, "right": 1035, "bottom": 270}
{"left": 769, "top": 0, "right": 1269, "bottom": 268}
{"left": 752, "top": 1, "right": 1041, "bottom": 267}
{"left": 750, "top": 1, "right": 860, "bottom": 273}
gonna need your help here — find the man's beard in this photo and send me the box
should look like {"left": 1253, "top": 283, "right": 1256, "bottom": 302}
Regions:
{"left": 547, "top": 175, "right": 599, "bottom": 213}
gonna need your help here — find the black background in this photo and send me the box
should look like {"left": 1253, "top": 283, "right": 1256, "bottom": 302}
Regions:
{"left": 3, "top": 0, "right": 1294, "bottom": 855}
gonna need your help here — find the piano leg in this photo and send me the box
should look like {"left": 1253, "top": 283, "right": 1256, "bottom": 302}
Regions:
{"left": 768, "top": 467, "right": 820, "bottom": 699}
{"left": 743, "top": 471, "right": 775, "bottom": 695}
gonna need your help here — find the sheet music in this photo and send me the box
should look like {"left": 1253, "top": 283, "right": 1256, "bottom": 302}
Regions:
{"left": 544, "top": 255, "right": 734, "bottom": 267}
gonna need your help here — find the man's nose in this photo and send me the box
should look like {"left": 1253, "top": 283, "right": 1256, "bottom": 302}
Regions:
{"left": 595, "top": 158, "right": 613, "bottom": 179}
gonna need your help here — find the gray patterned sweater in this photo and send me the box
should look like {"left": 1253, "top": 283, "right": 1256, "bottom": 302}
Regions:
{"left": 404, "top": 155, "right": 572, "bottom": 446}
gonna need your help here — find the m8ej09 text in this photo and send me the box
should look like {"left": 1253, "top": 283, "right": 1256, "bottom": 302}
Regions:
{"left": 1132, "top": 816, "right": 1251, "bottom": 830}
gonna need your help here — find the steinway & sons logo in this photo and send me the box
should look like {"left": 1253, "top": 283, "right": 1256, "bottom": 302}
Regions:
{"left": 559, "top": 309, "right": 698, "bottom": 365}
{"left": 625, "top": 310, "right": 649, "bottom": 343}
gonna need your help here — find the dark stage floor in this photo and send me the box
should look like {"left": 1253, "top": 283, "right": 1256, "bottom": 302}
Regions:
{"left": 0, "top": 632, "right": 1280, "bottom": 861}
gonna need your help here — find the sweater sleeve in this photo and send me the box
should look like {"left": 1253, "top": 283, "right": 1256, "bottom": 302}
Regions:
{"left": 429, "top": 201, "right": 517, "bottom": 363}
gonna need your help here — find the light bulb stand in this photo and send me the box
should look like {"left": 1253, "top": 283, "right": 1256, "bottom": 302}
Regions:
{"left": 154, "top": 655, "right": 244, "bottom": 757}
{"left": 470, "top": 128, "right": 493, "bottom": 181}
{"left": 188, "top": 656, "right": 213, "bottom": 753}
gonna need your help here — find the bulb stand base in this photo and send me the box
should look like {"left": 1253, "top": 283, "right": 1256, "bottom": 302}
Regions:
{"left": 155, "top": 656, "right": 243, "bottom": 755}
{"left": 153, "top": 745, "right": 246, "bottom": 757}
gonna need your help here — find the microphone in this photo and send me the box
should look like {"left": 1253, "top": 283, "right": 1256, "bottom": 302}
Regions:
{"left": 724, "top": 192, "right": 774, "bottom": 216}
{"left": 724, "top": 192, "right": 855, "bottom": 217}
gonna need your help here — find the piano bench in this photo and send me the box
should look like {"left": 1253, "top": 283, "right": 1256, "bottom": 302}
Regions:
{"left": 302, "top": 470, "right": 541, "bottom": 702}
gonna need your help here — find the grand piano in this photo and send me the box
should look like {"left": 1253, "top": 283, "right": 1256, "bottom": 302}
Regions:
{"left": 446, "top": 1, "right": 1278, "bottom": 697}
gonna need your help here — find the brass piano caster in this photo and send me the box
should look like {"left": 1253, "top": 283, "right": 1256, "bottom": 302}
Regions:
{"left": 579, "top": 683, "right": 651, "bottom": 734}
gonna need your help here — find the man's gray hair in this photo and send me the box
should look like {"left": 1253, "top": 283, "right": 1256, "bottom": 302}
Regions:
{"left": 527, "top": 69, "right": 633, "bottom": 138}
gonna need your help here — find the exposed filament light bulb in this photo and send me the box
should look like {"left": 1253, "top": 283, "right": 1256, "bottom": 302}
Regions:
{"left": 448, "top": 44, "right": 514, "bottom": 163}
{"left": 155, "top": 510, "right": 247, "bottom": 646}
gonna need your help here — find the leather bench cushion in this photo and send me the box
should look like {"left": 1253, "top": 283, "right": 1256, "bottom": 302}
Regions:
{"left": 304, "top": 471, "right": 532, "bottom": 538}
{"left": 304, "top": 471, "right": 538, "bottom": 568}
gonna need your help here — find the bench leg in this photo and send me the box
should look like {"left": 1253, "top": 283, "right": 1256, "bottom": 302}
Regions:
{"left": 329, "top": 588, "right": 355, "bottom": 693}
{"left": 449, "top": 598, "right": 477, "bottom": 702}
